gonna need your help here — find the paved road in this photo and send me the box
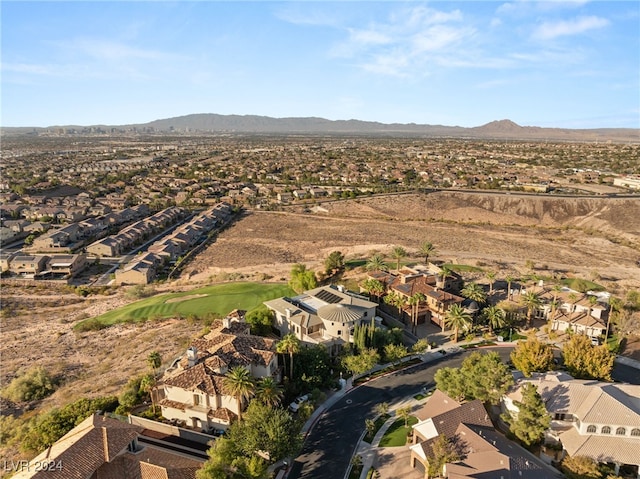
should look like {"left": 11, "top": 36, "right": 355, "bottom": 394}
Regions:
{"left": 288, "top": 348, "right": 640, "bottom": 479}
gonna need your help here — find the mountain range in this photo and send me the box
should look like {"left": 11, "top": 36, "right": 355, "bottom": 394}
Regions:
{"left": 3, "top": 114, "right": 639, "bottom": 142}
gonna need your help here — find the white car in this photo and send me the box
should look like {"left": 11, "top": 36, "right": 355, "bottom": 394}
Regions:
{"left": 288, "top": 394, "right": 309, "bottom": 412}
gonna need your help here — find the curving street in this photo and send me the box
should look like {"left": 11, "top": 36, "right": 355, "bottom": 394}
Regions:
{"left": 287, "top": 348, "right": 640, "bottom": 479}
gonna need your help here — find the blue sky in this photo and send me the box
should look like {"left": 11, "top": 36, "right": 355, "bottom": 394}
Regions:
{"left": 2, "top": 1, "right": 639, "bottom": 128}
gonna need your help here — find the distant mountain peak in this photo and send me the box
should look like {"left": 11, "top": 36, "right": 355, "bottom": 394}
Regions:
{"left": 477, "top": 119, "right": 522, "bottom": 130}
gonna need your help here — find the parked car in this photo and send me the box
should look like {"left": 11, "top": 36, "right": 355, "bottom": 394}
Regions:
{"left": 288, "top": 394, "right": 309, "bottom": 413}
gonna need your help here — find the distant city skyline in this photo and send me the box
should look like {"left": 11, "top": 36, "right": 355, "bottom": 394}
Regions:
{"left": 2, "top": 1, "right": 639, "bottom": 129}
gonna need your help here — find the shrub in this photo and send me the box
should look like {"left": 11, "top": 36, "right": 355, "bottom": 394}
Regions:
{"left": 1, "top": 367, "right": 57, "bottom": 403}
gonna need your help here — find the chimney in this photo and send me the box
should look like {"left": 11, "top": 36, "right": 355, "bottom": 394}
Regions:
{"left": 285, "top": 308, "right": 291, "bottom": 319}
{"left": 186, "top": 346, "right": 198, "bottom": 368}
{"left": 222, "top": 316, "right": 231, "bottom": 329}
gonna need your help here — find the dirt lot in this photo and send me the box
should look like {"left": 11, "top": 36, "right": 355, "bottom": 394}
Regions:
{"left": 181, "top": 192, "right": 640, "bottom": 293}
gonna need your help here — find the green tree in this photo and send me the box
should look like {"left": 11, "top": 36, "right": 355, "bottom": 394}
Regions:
{"left": 419, "top": 241, "right": 435, "bottom": 264}
{"left": 374, "top": 402, "right": 389, "bottom": 417}
{"left": 444, "top": 304, "right": 472, "bottom": 342}
{"left": 245, "top": 307, "right": 274, "bottom": 336}
{"left": 223, "top": 367, "right": 255, "bottom": 422}
{"left": 486, "top": 271, "right": 496, "bottom": 295}
{"left": 383, "top": 343, "right": 407, "bottom": 364}
{"left": 521, "top": 291, "right": 542, "bottom": 327}
{"left": 366, "top": 253, "right": 387, "bottom": 272}
{"left": 510, "top": 336, "right": 555, "bottom": 376}
{"left": 277, "top": 333, "right": 301, "bottom": 380}
{"left": 481, "top": 305, "right": 506, "bottom": 334}
{"left": 435, "top": 351, "right": 513, "bottom": 404}
{"left": 412, "top": 338, "right": 430, "bottom": 353}
{"left": 255, "top": 376, "right": 283, "bottom": 407}
{"left": 139, "top": 374, "right": 158, "bottom": 414}
{"left": 384, "top": 291, "right": 406, "bottom": 320}
{"left": 391, "top": 246, "right": 407, "bottom": 272}
{"left": 364, "top": 418, "right": 376, "bottom": 439}
{"left": 324, "top": 250, "right": 345, "bottom": 275}
{"left": 614, "top": 309, "right": 640, "bottom": 346}
{"left": 461, "top": 282, "right": 487, "bottom": 306}
{"left": 501, "top": 383, "right": 550, "bottom": 447}
{"left": 361, "top": 278, "right": 385, "bottom": 303}
{"left": 562, "top": 334, "right": 614, "bottom": 381}
{"left": 408, "top": 292, "right": 426, "bottom": 335}
{"left": 396, "top": 406, "right": 411, "bottom": 428}
{"left": 147, "top": 351, "right": 162, "bottom": 376}
{"left": 341, "top": 348, "right": 379, "bottom": 376}
{"left": 505, "top": 275, "right": 516, "bottom": 301}
{"left": 1, "top": 367, "right": 57, "bottom": 403}
{"left": 561, "top": 455, "right": 602, "bottom": 479}
{"left": 288, "top": 263, "right": 317, "bottom": 293}
{"left": 428, "top": 434, "right": 460, "bottom": 478}
{"left": 439, "top": 264, "right": 452, "bottom": 286}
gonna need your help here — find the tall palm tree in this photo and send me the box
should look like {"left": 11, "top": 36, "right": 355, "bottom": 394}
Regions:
{"left": 362, "top": 278, "right": 385, "bottom": 303}
{"left": 223, "top": 367, "right": 255, "bottom": 422}
{"left": 408, "top": 292, "right": 426, "bottom": 335}
{"left": 439, "top": 265, "right": 452, "bottom": 288}
{"left": 482, "top": 305, "right": 506, "bottom": 334}
{"left": 366, "top": 253, "right": 387, "bottom": 272}
{"left": 255, "top": 376, "right": 284, "bottom": 407}
{"left": 276, "top": 333, "right": 301, "bottom": 380}
{"left": 147, "top": 351, "right": 162, "bottom": 377}
{"left": 384, "top": 291, "right": 405, "bottom": 319}
{"left": 419, "top": 241, "right": 435, "bottom": 265}
{"left": 505, "top": 275, "right": 515, "bottom": 301}
{"left": 486, "top": 271, "right": 496, "bottom": 295}
{"left": 461, "top": 282, "right": 487, "bottom": 306}
{"left": 391, "top": 246, "right": 407, "bottom": 272}
{"left": 521, "top": 291, "right": 542, "bottom": 327}
{"left": 548, "top": 298, "right": 561, "bottom": 326}
{"left": 444, "top": 304, "right": 472, "bottom": 342}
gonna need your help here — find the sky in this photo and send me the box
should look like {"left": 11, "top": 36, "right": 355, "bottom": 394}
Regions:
{"left": 2, "top": 1, "right": 639, "bottom": 129}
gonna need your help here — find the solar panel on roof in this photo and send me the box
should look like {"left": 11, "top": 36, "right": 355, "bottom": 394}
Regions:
{"left": 315, "top": 289, "right": 343, "bottom": 304}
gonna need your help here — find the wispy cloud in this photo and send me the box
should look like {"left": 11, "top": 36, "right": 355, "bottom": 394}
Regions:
{"left": 533, "top": 15, "right": 609, "bottom": 39}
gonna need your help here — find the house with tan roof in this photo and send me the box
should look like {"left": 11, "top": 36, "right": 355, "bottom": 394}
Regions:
{"left": 264, "top": 284, "right": 377, "bottom": 356}
{"left": 502, "top": 372, "right": 640, "bottom": 477}
{"left": 158, "top": 315, "right": 279, "bottom": 432}
{"left": 12, "top": 413, "right": 203, "bottom": 479}
{"left": 409, "top": 389, "right": 558, "bottom": 478}
{"left": 537, "top": 287, "right": 609, "bottom": 339}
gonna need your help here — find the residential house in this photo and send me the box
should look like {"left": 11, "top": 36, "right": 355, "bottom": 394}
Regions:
{"left": 503, "top": 372, "right": 640, "bottom": 478}
{"left": 7, "top": 255, "right": 49, "bottom": 277}
{"left": 45, "top": 254, "right": 87, "bottom": 278}
{"left": 264, "top": 284, "right": 377, "bottom": 355}
{"left": 409, "top": 389, "right": 558, "bottom": 479}
{"left": 12, "top": 413, "right": 203, "bottom": 479}
{"left": 115, "top": 252, "right": 162, "bottom": 285}
{"left": 367, "top": 265, "right": 465, "bottom": 330}
{"left": 538, "top": 288, "right": 608, "bottom": 339}
{"left": 158, "top": 316, "right": 279, "bottom": 432}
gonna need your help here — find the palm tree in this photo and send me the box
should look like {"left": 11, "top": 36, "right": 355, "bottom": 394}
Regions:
{"left": 384, "top": 291, "right": 406, "bottom": 320}
{"left": 276, "top": 333, "right": 301, "bottom": 379}
{"left": 366, "top": 253, "right": 387, "bottom": 272}
{"left": 444, "top": 304, "right": 472, "bottom": 342}
{"left": 482, "top": 305, "right": 506, "bottom": 334}
{"left": 362, "top": 278, "right": 385, "bottom": 304}
{"left": 419, "top": 241, "right": 435, "bottom": 265}
{"left": 223, "top": 367, "right": 255, "bottom": 422}
{"left": 548, "top": 298, "right": 561, "bottom": 326}
{"left": 521, "top": 291, "right": 542, "bottom": 327}
{"left": 408, "top": 292, "right": 426, "bottom": 335}
{"left": 140, "top": 374, "right": 157, "bottom": 414}
{"left": 587, "top": 295, "right": 598, "bottom": 317}
{"left": 391, "top": 246, "right": 407, "bottom": 272}
{"left": 439, "top": 265, "right": 452, "bottom": 287}
{"left": 461, "top": 282, "right": 487, "bottom": 306}
{"left": 486, "top": 271, "right": 496, "bottom": 295}
{"left": 147, "top": 351, "right": 162, "bottom": 377}
{"left": 255, "top": 376, "right": 284, "bottom": 407}
{"left": 505, "top": 275, "right": 515, "bottom": 301}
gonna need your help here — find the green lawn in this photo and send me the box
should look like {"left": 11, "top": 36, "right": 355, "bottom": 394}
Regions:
{"left": 74, "top": 282, "right": 295, "bottom": 331}
{"left": 561, "top": 277, "right": 605, "bottom": 292}
{"left": 441, "top": 263, "right": 484, "bottom": 273}
{"left": 378, "top": 416, "right": 419, "bottom": 447}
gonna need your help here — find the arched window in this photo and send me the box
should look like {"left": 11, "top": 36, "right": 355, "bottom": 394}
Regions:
{"left": 616, "top": 427, "right": 626, "bottom": 436}
{"left": 601, "top": 426, "right": 611, "bottom": 434}
{"left": 586, "top": 425, "right": 597, "bottom": 433}
{"left": 631, "top": 428, "right": 640, "bottom": 437}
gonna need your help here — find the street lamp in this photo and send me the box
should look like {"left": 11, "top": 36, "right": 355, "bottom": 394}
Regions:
{"left": 509, "top": 328, "right": 513, "bottom": 342}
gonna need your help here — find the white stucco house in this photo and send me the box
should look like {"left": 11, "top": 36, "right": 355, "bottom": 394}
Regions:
{"left": 264, "top": 284, "right": 377, "bottom": 355}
